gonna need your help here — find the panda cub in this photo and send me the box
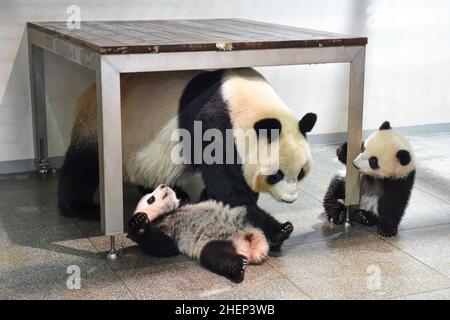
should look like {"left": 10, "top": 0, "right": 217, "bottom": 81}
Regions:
{"left": 324, "top": 121, "right": 416, "bottom": 237}
{"left": 128, "top": 184, "right": 270, "bottom": 283}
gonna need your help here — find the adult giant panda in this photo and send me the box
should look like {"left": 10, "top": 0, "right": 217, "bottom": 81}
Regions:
{"left": 58, "top": 68, "right": 317, "bottom": 248}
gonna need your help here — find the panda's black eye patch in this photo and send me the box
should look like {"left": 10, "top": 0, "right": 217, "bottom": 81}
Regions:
{"left": 396, "top": 149, "right": 411, "bottom": 166}
{"left": 253, "top": 118, "right": 282, "bottom": 143}
{"left": 267, "top": 170, "right": 284, "bottom": 185}
{"left": 147, "top": 195, "right": 155, "bottom": 205}
{"left": 297, "top": 168, "right": 305, "bottom": 181}
{"left": 369, "top": 156, "right": 379, "bottom": 170}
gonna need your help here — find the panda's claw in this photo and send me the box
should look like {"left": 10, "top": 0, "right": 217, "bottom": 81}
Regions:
{"left": 329, "top": 210, "right": 345, "bottom": 225}
{"left": 357, "top": 210, "right": 378, "bottom": 227}
{"left": 228, "top": 255, "right": 246, "bottom": 283}
{"left": 241, "top": 258, "right": 248, "bottom": 273}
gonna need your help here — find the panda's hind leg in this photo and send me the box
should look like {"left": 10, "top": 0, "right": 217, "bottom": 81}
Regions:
{"left": 58, "top": 142, "right": 100, "bottom": 219}
{"left": 234, "top": 228, "right": 269, "bottom": 264}
{"left": 200, "top": 240, "right": 247, "bottom": 283}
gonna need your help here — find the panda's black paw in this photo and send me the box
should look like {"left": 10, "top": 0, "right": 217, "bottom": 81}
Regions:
{"left": 227, "top": 255, "right": 247, "bottom": 283}
{"left": 377, "top": 226, "right": 397, "bottom": 237}
{"left": 281, "top": 222, "right": 294, "bottom": 241}
{"left": 327, "top": 210, "right": 346, "bottom": 225}
{"left": 128, "top": 212, "right": 150, "bottom": 237}
{"left": 357, "top": 210, "right": 378, "bottom": 227}
{"left": 269, "top": 222, "right": 293, "bottom": 251}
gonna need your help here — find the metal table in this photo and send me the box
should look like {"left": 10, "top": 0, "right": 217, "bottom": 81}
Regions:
{"left": 27, "top": 19, "right": 367, "bottom": 259}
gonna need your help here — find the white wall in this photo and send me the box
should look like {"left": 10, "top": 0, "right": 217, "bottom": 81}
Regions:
{"left": 1, "top": 0, "right": 450, "bottom": 162}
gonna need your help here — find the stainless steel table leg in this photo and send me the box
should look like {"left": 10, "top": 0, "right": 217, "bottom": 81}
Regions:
{"left": 28, "top": 43, "right": 51, "bottom": 174}
{"left": 106, "top": 235, "right": 118, "bottom": 260}
{"left": 96, "top": 57, "right": 124, "bottom": 259}
{"left": 345, "top": 46, "right": 366, "bottom": 227}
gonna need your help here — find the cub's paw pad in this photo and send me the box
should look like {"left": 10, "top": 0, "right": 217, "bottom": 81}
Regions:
{"left": 280, "top": 222, "right": 294, "bottom": 241}
{"left": 377, "top": 227, "right": 397, "bottom": 237}
{"left": 128, "top": 212, "right": 149, "bottom": 234}
{"left": 228, "top": 255, "right": 247, "bottom": 283}
{"left": 358, "top": 211, "right": 378, "bottom": 227}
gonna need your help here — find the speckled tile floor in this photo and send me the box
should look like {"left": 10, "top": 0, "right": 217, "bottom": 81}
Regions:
{"left": 0, "top": 134, "right": 449, "bottom": 300}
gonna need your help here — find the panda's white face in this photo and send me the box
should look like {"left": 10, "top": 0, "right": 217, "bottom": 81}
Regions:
{"left": 221, "top": 69, "right": 317, "bottom": 204}
{"left": 134, "top": 184, "right": 180, "bottom": 221}
{"left": 353, "top": 122, "right": 415, "bottom": 179}
{"left": 246, "top": 113, "right": 316, "bottom": 203}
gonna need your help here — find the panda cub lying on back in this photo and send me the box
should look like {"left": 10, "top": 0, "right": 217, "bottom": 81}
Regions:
{"left": 324, "top": 121, "right": 416, "bottom": 237}
{"left": 127, "top": 184, "right": 270, "bottom": 283}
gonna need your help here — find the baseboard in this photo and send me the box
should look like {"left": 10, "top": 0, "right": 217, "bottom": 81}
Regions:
{"left": 309, "top": 122, "right": 450, "bottom": 145}
{"left": 0, "top": 156, "right": 64, "bottom": 175}
{"left": 1, "top": 122, "right": 449, "bottom": 175}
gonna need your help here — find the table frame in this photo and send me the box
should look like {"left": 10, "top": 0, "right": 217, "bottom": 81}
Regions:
{"left": 27, "top": 26, "right": 365, "bottom": 258}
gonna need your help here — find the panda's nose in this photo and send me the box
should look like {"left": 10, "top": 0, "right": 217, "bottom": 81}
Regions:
{"left": 160, "top": 184, "right": 166, "bottom": 189}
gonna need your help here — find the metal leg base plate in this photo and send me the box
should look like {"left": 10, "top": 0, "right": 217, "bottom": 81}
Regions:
{"left": 106, "top": 236, "right": 119, "bottom": 261}
{"left": 38, "top": 159, "right": 56, "bottom": 175}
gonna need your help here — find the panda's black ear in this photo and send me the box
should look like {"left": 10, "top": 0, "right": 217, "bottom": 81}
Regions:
{"left": 299, "top": 113, "right": 317, "bottom": 136}
{"left": 396, "top": 149, "right": 411, "bottom": 166}
{"left": 253, "top": 118, "right": 282, "bottom": 143}
{"left": 379, "top": 121, "right": 391, "bottom": 130}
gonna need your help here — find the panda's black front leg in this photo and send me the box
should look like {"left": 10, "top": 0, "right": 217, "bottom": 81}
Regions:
{"left": 376, "top": 212, "right": 401, "bottom": 237}
{"left": 199, "top": 163, "right": 292, "bottom": 249}
{"left": 127, "top": 212, "right": 179, "bottom": 257}
{"left": 246, "top": 205, "right": 293, "bottom": 250}
{"left": 376, "top": 201, "right": 406, "bottom": 237}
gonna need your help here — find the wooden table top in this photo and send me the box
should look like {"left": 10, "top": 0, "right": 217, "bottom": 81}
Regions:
{"left": 28, "top": 19, "right": 367, "bottom": 55}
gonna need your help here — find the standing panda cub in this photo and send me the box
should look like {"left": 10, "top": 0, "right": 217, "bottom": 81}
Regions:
{"left": 128, "top": 184, "right": 270, "bottom": 283}
{"left": 324, "top": 121, "right": 416, "bottom": 237}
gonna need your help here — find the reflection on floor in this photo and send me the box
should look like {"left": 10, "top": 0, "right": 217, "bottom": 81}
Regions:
{"left": 1, "top": 134, "right": 450, "bottom": 299}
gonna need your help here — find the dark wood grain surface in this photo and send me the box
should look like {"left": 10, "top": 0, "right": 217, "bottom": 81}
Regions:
{"left": 28, "top": 19, "right": 367, "bottom": 54}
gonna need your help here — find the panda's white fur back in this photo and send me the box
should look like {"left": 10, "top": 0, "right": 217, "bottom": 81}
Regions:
{"left": 129, "top": 117, "right": 191, "bottom": 187}
{"left": 74, "top": 71, "right": 200, "bottom": 187}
